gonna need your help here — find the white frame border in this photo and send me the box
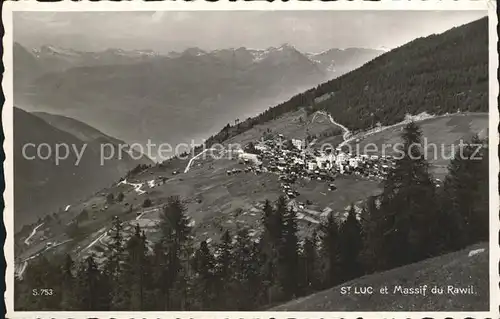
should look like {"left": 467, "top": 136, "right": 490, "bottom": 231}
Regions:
{"left": 2, "top": 1, "right": 498, "bottom": 318}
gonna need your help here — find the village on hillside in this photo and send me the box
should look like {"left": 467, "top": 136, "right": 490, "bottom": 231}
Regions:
{"left": 233, "top": 132, "right": 395, "bottom": 194}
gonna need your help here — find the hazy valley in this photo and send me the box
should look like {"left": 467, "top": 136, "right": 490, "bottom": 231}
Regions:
{"left": 14, "top": 43, "right": 383, "bottom": 157}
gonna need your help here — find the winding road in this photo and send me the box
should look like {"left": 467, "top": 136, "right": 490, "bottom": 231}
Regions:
{"left": 17, "top": 239, "right": 73, "bottom": 278}
{"left": 135, "top": 207, "right": 160, "bottom": 220}
{"left": 80, "top": 205, "right": 160, "bottom": 256}
{"left": 337, "top": 112, "right": 473, "bottom": 148}
{"left": 118, "top": 179, "right": 146, "bottom": 195}
{"left": 184, "top": 147, "right": 228, "bottom": 173}
{"left": 184, "top": 148, "right": 212, "bottom": 173}
{"left": 24, "top": 223, "right": 44, "bottom": 246}
{"left": 312, "top": 111, "right": 351, "bottom": 141}
{"left": 311, "top": 110, "right": 475, "bottom": 149}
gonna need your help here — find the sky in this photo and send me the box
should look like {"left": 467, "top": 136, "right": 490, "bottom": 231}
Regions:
{"left": 14, "top": 11, "right": 487, "bottom": 53}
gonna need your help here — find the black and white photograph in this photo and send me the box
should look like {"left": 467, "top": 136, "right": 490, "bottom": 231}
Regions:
{"left": 3, "top": 2, "right": 498, "bottom": 317}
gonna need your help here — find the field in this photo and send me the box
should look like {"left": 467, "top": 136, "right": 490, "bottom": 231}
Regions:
{"left": 107, "top": 151, "right": 380, "bottom": 244}
{"left": 225, "top": 108, "right": 342, "bottom": 147}
{"left": 16, "top": 142, "right": 381, "bottom": 265}
{"left": 346, "top": 113, "right": 489, "bottom": 178}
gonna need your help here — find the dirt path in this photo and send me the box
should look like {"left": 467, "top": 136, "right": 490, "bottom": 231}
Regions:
{"left": 313, "top": 110, "right": 482, "bottom": 149}
{"left": 311, "top": 111, "right": 351, "bottom": 143}
{"left": 17, "top": 239, "right": 72, "bottom": 278}
{"left": 135, "top": 207, "right": 160, "bottom": 220}
{"left": 184, "top": 148, "right": 213, "bottom": 173}
{"left": 24, "top": 223, "right": 44, "bottom": 246}
{"left": 118, "top": 179, "right": 146, "bottom": 195}
{"left": 81, "top": 228, "right": 108, "bottom": 253}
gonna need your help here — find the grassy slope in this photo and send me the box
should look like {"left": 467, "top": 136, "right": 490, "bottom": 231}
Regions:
{"left": 16, "top": 108, "right": 488, "bottom": 262}
{"left": 15, "top": 110, "right": 379, "bottom": 260}
{"left": 272, "top": 242, "right": 489, "bottom": 311}
{"left": 347, "top": 113, "right": 488, "bottom": 179}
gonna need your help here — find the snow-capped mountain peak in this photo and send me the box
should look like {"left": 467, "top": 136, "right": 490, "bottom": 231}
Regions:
{"left": 182, "top": 47, "right": 207, "bottom": 57}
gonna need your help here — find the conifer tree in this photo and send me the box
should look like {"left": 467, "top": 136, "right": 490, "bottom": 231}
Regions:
{"left": 279, "top": 207, "right": 300, "bottom": 299}
{"left": 75, "top": 255, "right": 108, "bottom": 310}
{"left": 150, "top": 242, "right": 169, "bottom": 310}
{"left": 377, "top": 121, "right": 438, "bottom": 268}
{"left": 440, "top": 135, "right": 489, "bottom": 250}
{"left": 232, "top": 227, "right": 261, "bottom": 310}
{"left": 300, "top": 231, "right": 319, "bottom": 294}
{"left": 124, "top": 225, "right": 151, "bottom": 310}
{"left": 261, "top": 196, "right": 286, "bottom": 303}
{"left": 192, "top": 240, "right": 216, "bottom": 310}
{"left": 259, "top": 199, "right": 278, "bottom": 296}
{"left": 214, "top": 230, "right": 234, "bottom": 309}
{"left": 338, "top": 205, "right": 364, "bottom": 281}
{"left": 106, "top": 216, "right": 129, "bottom": 310}
{"left": 319, "top": 213, "right": 340, "bottom": 288}
{"left": 60, "top": 254, "right": 77, "bottom": 310}
{"left": 359, "top": 196, "right": 386, "bottom": 273}
{"left": 159, "top": 196, "right": 192, "bottom": 310}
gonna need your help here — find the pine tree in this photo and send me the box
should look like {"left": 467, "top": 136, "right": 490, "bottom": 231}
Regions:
{"left": 232, "top": 227, "right": 261, "bottom": 310}
{"left": 150, "top": 242, "right": 169, "bottom": 310}
{"left": 440, "top": 135, "right": 489, "bottom": 250}
{"left": 105, "top": 216, "right": 129, "bottom": 310}
{"left": 261, "top": 196, "right": 286, "bottom": 303}
{"left": 75, "top": 255, "right": 108, "bottom": 310}
{"left": 279, "top": 207, "right": 300, "bottom": 299}
{"left": 214, "top": 230, "right": 234, "bottom": 309}
{"left": 376, "top": 121, "right": 438, "bottom": 268}
{"left": 117, "top": 192, "right": 125, "bottom": 202}
{"left": 106, "top": 216, "right": 125, "bottom": 277}
{"left": 124, "top": 225, "right": 151, "bottom": 310}
{"left": 338, "top": 205, "right": 364, "bottom": 281}
{"left": 259, "top": 199, "right": 277, "bottom": 297}
{"left": 319, "top": 213, "right": 340, "bottom": 288}
{"left": 300, "top": 231, "right": 319, "bottom": 294}
{"left": 192, "top": 240, "right": 216, "bottom": 310}
{"left": 106, "top": 193, "right": 114, "bottom": 204}
{"left": 60, "top": 254, "right": 77, "bottom": 310}
{"left": 359, "top": 196, "right": 385, "bottom": 273}
{"left": 159, "top": 196, "right": 192, "bottom": 310}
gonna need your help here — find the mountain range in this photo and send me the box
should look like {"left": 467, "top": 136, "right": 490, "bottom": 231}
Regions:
{"left": 14, "top": 43, "right": 383, "bottom": 158}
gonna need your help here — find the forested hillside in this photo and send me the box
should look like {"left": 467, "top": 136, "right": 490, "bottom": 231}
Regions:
{"left": 272, "top": 242, "right": 489, "bottom": 311}
{"left": 313, "top": 17, "right": 488, "bottom": 130}
{"left": 202, "top": 17, "right": 487, "bottom": 147}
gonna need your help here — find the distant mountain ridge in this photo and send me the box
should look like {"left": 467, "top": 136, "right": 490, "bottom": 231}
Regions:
{"left": 15, "top": 42, "right": 383, "bottom": 83}
{"left": 306, "top": 47, "right": 387, "bottom": 77}
{"left": 14, "top": 42, "right": 383, "bottom": 158}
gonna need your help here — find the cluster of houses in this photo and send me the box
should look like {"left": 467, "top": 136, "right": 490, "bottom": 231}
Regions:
{"left": 234, "top": 133, "right": 398, "bottom": 198}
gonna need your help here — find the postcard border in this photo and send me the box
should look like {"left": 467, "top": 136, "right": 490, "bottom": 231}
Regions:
{"left": 2, "top": 1, "right": 499, "bottom": 318}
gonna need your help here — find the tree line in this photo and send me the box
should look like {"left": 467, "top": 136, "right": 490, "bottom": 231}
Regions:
{"left": 15, "top": 122, "right": 489, "bottom": 311}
